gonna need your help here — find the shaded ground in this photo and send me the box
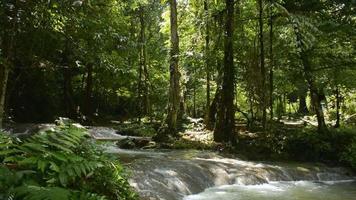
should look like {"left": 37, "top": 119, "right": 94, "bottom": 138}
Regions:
{"left": 3, "top": 116, "right": 356, "bottom": 166}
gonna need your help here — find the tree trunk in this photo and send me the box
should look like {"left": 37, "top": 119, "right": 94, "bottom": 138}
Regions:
{"left": 166, "top": 0, "right": 181, "bottom": 133}
{"left": 292, "top": 21, "right": 327, "bottom": 133}
{"left": 63, "top": 67, "right": 75, "bottom": 118}
{"left": 143, "top": 52, "right": 150, "bottom": 118}
{"left": 298, "top": 93, "right": 309, "bottom": 114}
{"left": 269, "top": 1, "right": 274, "bottom": 120}
{"left": 0, "top": 65, "right": 9, "bottom": 128}
{"left": 204, "top": 0, "right": 211, "bottom": 124}
{"left": 335, "top": 86, "right": 341, "bottom": 128}
{"left": 137, "top": 7, "right": 147, "bottom": 122}
{"left": 62, "top": 44, "right": 76, "bottom": 119}
{"left": 84, "top": 63, "right": 93, "bottom": 116}
{"left": 214, "top": 0, "right": 236, "bottom": 144}
{"left": 258, "top": 0, "right": 267, "bottom": 129}
{"left": 143, "top": 62, "right": 150, "bottom": 118}
{"left": 193, "top": 76, "right": 197, "bottom": 118}
{"left": 207, "top": 87, "right": 220, "bottom": 130}
{"left": 0, "top": 1, "right": 17, "bottom": 127}
{"left": 302, "top": 59, "right": 326, "bottom": 132}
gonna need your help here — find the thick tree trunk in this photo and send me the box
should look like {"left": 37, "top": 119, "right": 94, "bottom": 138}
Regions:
{"left": 204, "top": 0, "right": 211, "bottom": 124}
{"left": 207, "top": 87, "right": 220, "bottom": 130}
{"left": 166, "top": 0, "right": 181, "bottom": 133}
{"left": 293, "top": 22, "right": 327, "bottom": 132}
{"left": 214, "top": 0, "right": 236, "bottom": 144}
{"left": 258, "top": 0, "right": 267, "bottom": 129}
{"left": 298, "top": 93, "right": 309, "bottom": 114}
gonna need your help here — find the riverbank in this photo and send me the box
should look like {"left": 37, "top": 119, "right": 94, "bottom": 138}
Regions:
{"left": 2, "top": 120, "right": 356, "bottom": 200}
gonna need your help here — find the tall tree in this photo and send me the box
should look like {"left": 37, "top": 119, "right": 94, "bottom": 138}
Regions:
{"left": 214, "top": 0, "right": 236, "bottom": 144}
{"left": 268, "top": 0, "right": 274, "bottom": 120}
{"left": 166, "top": 0, "right": 181, "bottom": 133}
{"left": 204, "top": 0, "right": 211, "bottom": 125}
{"left": 258, "top": 0, "right": 267, "bottom": 129}
{"left": 137, "top": 6, "right": 148, "bottom": 122}
{"left": 0, "top": 1, "right": 17, "bottom": 127}
{"left": 292, "top": 20, "right": 327, "bottom": 132}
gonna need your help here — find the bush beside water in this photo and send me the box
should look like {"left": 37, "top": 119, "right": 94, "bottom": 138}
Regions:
{"left": 0, "top": 124, "right": 138, "bottom": 200}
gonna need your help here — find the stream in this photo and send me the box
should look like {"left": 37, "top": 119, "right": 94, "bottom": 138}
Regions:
{"left": 90, "top": 127, "right": 356, "bottom": 200}
{"left": 108, "top": 148, "right": 356, "bottom": 200}
{"left": 4, "top": 124, "right": 356, "bottom": 200}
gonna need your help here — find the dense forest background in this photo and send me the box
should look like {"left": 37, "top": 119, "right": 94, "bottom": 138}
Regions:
{"left": 0, "top": 0, "right": 355, "bottom": 137}
{"left": 1, "top": 0, "right": 356, "bottom": 199}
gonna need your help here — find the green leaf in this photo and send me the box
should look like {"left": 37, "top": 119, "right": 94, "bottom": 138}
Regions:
{"left": 58, "top": 172, "right": 68, "bottom": 186}
{"left": 50, "top": 162, "right": 60, "bottom": 172}
{"left": 37, "top": 159, "right": 48, "bottom": 173}
{"left": 18, "top": 157, "right": 39, "bottom": 166}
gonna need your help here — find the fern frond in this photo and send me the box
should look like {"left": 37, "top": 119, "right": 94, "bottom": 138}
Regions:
{"left": 14, "top": 186, "right": 71, "bottom": 200}
{"left": 0, "top": 124, "right": 137, "bottom": 200}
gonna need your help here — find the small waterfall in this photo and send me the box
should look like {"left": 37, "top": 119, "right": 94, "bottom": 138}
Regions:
{"left": 111, "top": 150, "right": 355, "bottom": 200}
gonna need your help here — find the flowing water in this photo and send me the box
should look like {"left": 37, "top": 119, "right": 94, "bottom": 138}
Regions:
{"left": 5, "top": 125, "right": 356, "bottom": 200}
{"left": 185, "top": 180, "right": 356, "bottom": 200}
{"left": 107, "top": 147, "right": 356, "bottom": 200}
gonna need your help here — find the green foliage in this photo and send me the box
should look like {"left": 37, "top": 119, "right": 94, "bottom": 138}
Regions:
{"left": 237, "top": 123, "right": 356, "bottom": 165}
{"left": 115, "top": 122, "right": 157, "bottom": 137}
{"left": 170, "top": 139, "right": 214, "bottom": 150}
{"left": 342, "top": 141, "right": 356, "bottom": 169}
{"left": 284, "top": 127, "right": 356, "bottom": 162}
{"left": 0, "top": 125, "right": 137, "bottom": 200}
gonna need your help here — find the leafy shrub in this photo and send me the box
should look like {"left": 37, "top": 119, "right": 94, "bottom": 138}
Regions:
{"left": 342, "top": 140, "right": 356, "bottom": 169}
{"left": 115, "top": 123, "right": 157, "bottom": 137}
{"left": 284, "top": 127, "right": 356, "bottom": 163}
{"left": 0, "top": 124, "right": 137, "bottom": 200}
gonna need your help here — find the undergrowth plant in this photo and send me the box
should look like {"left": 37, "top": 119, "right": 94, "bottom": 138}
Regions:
{"left": 0, "top": 124, "right": 137, "bottom": 200}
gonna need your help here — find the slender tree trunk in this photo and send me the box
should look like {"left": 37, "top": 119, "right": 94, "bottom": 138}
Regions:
{"left": 84, "top": 63, "right": 93, "bottom": 116}
{"left": 269, "top": 1, "right": 274, "bottom": 120}
{"left": 63, "top": 67, "right": 75, "bottom": 118}
{"left": 137, "top": 65, "right": 143, "bottom": 122}
{"left": 335, "top": 86, "right": 341, "bottom": 128}
{"left": 204, "top": 0, "right": 211, "bottom": 124}
{"left": 62, "top": 44, "right": 76, "bottom": 119}
{"left": 284, "top": 93, "right": 287, "bottom": 114}
{"left": 249, "top": 93, "right": 255, "bottom": 126}
{"left": 258, "top": 0, "right": 267, "bottom": 129}
{"left": 0, "top": 65, "right": 9, "bottom": 128}
{"left": 143, "top": 59, "right": 150, "bottom": 116}
{"left": 193, "top": 67, "right": 197, "bottom": 118}
{"left": 166, "top": 0, "right": 181, "bottom": 133}
{"left": 214, "top": 0, "right": 236, "bottom": 144}
{"left": 292, "top": 22, "right": 327, "bottom": 133}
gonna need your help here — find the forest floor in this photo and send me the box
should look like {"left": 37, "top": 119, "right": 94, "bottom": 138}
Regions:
{"left": 106, "top": 115, "right": 356, "bottom": 167}
{"left": 4, "top": 115, "right": 356, "bottom": 166}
